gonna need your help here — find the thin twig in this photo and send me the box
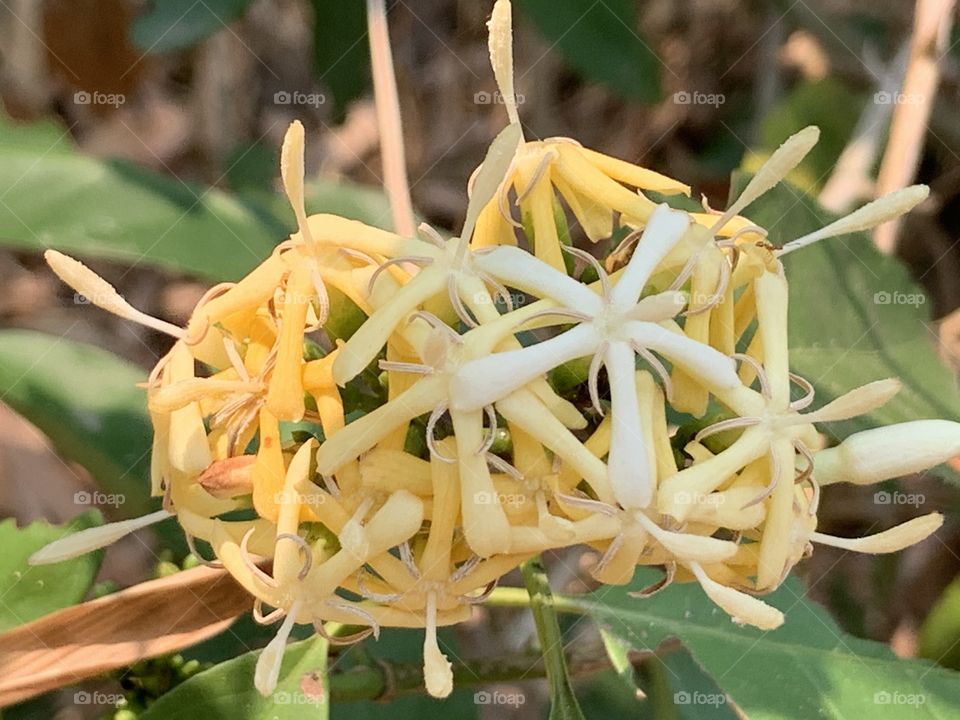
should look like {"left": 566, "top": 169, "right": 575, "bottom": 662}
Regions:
{"left": 874, "top": 0, "right": 955, "bottom": 254}
{"left": 367, "top": 0, "right": 416, "bottom": 237}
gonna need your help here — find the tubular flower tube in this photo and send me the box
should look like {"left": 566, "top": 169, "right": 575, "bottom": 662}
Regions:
{"left": 29, "top": 0, "right": 958, "bottom": 703}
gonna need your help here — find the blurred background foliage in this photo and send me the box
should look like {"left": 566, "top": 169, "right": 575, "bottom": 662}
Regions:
{"left": 0, "top": 0, "right": 959, "bottom": 718}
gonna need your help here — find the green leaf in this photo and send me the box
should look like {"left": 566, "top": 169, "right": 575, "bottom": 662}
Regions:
{"left": 139, "top": 636, "right": 330, "bottom": 720}
{"left": 729, "top": 174, "right": 960, "bottom": 446}
{"left": 0, "top": 115, "right": 283, "bottom": 281}
{"left": 515, "top": 0, "right": 660, "bottom": 102}
{"left": 919, "top": 576, "right": 960, "bottom": 671}
{"left": 130, "top": 0, "right": 256, "bottom": 54}
{"left": 0, "top": 330, "right": 154, "bottom": 515}
{"left": 521, "top": 559, "right": 586, "bottom": 720}
{"left": 563, "top": 568, "right": 960, "bottom": 719}
{"left": 0, "top": 513, "right": 103, "bottom": 631}
{"left": 309, "top": 0, "right": 370, "bottom": 117}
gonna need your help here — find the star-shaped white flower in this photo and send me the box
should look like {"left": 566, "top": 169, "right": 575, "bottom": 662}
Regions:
{"left": 451, "top": 204, "right": 741, "bottom": 509}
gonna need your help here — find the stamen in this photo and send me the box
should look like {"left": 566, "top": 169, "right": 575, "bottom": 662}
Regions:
{"left": 408, "top": 311, "right": 464, "bottom": 344}
{"left": 240, "top": 528, "right": 279, "bottom": 588}
{"left": 337, "top": 247, "right": 379, "bottom": 266}
{"left": 451, "top": 554, "right": 481, "bottom": 582}
{"left": 276, "top": 532, "right": 313, "bottom": 581}
{"left": 426, "top": 404, "right": 457, "bottom": 463}
{"left": 321, "top": 474, "right": 342, "bottom": 499}
{"left": 399, "top": 540, "right": 422, "bottom": 579}
{"left": 627, "top": 562, "right": 676, "bottom": 598}
{"left": 555, "top": 492, "right": 618, "bottom": 516}
{"left": 448, "top": 273, "right": 478, "bottom": 327}
{"left": 253, "top": 599, "right": 286, "bottom": 625}
{"left": 356, "top": 570, "right": 405, "bottom": 603}
{"left": 485, "top": 451, "right": 524, "bottom": 480}
{"left": 478, "top": 404, "right": 499, "bottom": 455}
{"left": 368, "top": 256, "right": 433, "bottom": 294}
{"left": 694, "top": 415, "right": 760, "bottom": 443}
{"left": 313, "top": 621, "right": 376, "bottom": 646}
{"left": 588, "top": 342, "right": 608, "bottom": 416}
{"left": 419, "top": 223, "right": 447, "bottom": 247}
{"left": 461, "top": 578, "right": 498, "bottom": 604}
{"left": 514, "top": 150, "right": 556, "bottom": 204}
{"left": 222, "top": 337, "right": 250, "bottom": 383}
{"left": 324, "top": 597, "right": 381, "bottom": 638}
{"left": 731, "top": 353, "right": 771, "bottom": 398}
{"left": 560, "top": 244, "right": 610, "bottom": 299}
{"left": 788, "top": 373, "right": 816, "bottom": 411}
{"left": 592, "top": 533, "right": 624, "bottom": 577}
{"left": 379, "top": 360, "right": 435, "bottom": 375}
{"left": 741, "top": 450, "right": 779, "bottom": 509}
{"left": 632, "top": 343, "right": 674, "bottom": 403}
{"left": 185, "top": 532, "right": 223, "bottom": 569}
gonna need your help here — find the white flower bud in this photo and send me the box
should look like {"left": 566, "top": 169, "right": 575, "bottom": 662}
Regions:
{"left": 814, "top": 420, "right": 960, "bottom": 486}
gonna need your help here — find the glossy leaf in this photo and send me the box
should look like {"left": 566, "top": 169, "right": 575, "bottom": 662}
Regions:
{"left": 515, "top": 0, "right": 660, "bottom": 102}
{"left": 566, "top": 568, "right": 960, "bottom": 719}
{"left": 0, "top": 330, "right": 154, "bottom": 515}
{"left": 0, "top": 513, "right": 103, "bottom": 632}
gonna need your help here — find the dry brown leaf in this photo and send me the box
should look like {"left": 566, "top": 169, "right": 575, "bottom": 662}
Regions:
{"left": 0, "top": 565, "right": 253, "bottom": 707}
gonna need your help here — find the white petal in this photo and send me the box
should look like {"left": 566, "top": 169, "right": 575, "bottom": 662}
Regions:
{"left": 450, "top": 323, "right": 601, "bottom": 411}
{"left": 635, "top": 514, "right": 738, "bottom": 563}
{"left": 29, "top": 510, "right": 173, "bottom": 565}
{"left": 626, "top": 321, "right": 740, "bottom": 390}
{"left": 606, "top": 342, "right": 653, "bottom": 508}
{"left": 803, "top": 379, "right": 901, "bottom": 424}
{"left": 475, "top": 246, "right": 603, "bottom": 313}
{"left": 689, "top": 562, "right": 784, "bottom": 630}
{"left": 610, "top": 204, "right": 690, "bottom": 306}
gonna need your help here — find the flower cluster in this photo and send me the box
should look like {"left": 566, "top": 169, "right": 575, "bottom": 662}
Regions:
{"left": 32, "top": 0, "right": 958, "bottom": 701}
